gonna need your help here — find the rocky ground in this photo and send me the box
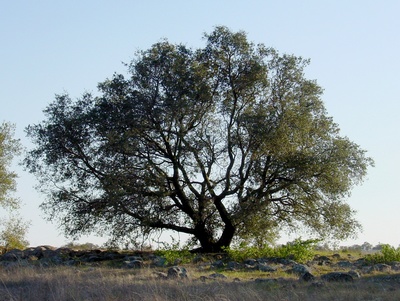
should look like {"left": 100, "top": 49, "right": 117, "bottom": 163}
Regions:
{"left": 3, "top": 246, "right": 400, "bottom": 300}
{"left": 1, "top": 245, "right": 399, "bottom": 285}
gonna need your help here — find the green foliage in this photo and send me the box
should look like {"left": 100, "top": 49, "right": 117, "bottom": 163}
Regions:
{"left": 224, "top": 239, "right": 319, "bottom": 263}
{"left": 0, "top": 216, "right": 30, "bottom": 250}
{"left": 365, "top": 244, "right": 400, "bottom": 264}
{"left": 0, "top": 122, "right": 21, "bottom": 209}
{"left": 24, "top": 26, "right": 372, "bottom": 252}
{"left": 154, "top": 240, "right": 194, "bottom": 265}
{"left": 0, "top": 122, "right": 30, "bottom": 251}
{"left": 277, "top": 239, "right": 319, "bottom": 262}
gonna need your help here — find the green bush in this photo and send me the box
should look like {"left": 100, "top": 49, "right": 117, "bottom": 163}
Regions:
{"left": 154, "top": 248, "right": 194, "bottom": 265}
{"left": 365, "top": 244, "right": 400, "bottom": 264}
{"left": 223, "top": 245, "right": 272, "bottom": 262}
{"left": 224, "top": 239, "right": 318, "bottom": 263}
{"left": 154, "top": 239, "right": 195, "bottom": 265}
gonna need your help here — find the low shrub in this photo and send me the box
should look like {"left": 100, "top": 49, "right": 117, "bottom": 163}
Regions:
{"left": 365, "top": 244, "right": 400, "bottom": 264}
{"left": 154, "top": 248, "right": 194, "bottom": 265}
{"left": 224, "top": 239, "right": 318, "bottom": 263}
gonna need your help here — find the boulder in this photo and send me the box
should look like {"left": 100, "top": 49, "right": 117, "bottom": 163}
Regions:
{"left": 288, "top": 264, "right": 311, "bottom": 275}
{"left": 243, "top": 259, "right": 257, "bottom": 266}
{"left": 314, "top": 255, "right": 331, "bottom": 266}
{"left": 1, "top": 249, "right": 25, "bottom": 261}
{"left": 390, "top": 262, "right": 400, "bottom": 271}
{"left": 300, "top": 272, "right": 315, "bottom": 282}
{"left": 227, "top": 261, "right": 242, "bottom": 270}
{"left": 167, "top": 266, "right": 188, "bottom": 279}
{"left": 123, "top": 260, "right": 144, "bottom": 269}
{"left": 373, "top": 263, "right": 391, "bottom": 272}
{"left": 257, "top": 263, "right": 277, "bottom": 272}
{"left": 211, "top": 260, "right": 225, "bottom": 268}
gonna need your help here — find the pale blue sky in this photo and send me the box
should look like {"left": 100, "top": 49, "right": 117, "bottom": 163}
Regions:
{"left": 1, "top": 1, "right": 399, "bottom": 247}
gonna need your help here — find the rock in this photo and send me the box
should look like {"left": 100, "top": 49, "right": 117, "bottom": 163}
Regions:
{"left": 63, "top": 259, "right": 78, "bottom": 266}
{"left": 103, "top": 251, "right": 125, "bottom": 261}
{"left": 85, "top": 255, "right": 105, "bottom": 262}
{"left": 373, "top": 264, "right": 392, "bottom": 272}
{"left": 361, "top": 266, "right": 374, "bottom": 274}
{"left": 27, "top": 255, "right": 39, "bottom": 261}
{"left": 152, "top": 256, "right": 167, "bottom": 267}
{"left": 192, "top": 255, "right": 206, "bottom": 264}
{"left": 276, "top": 258, "right": 297, "bottom": 265}
{"left": 257, "top": 263, "right": 277, "bottom": 272}
{"left": 300, "top": 272, "right": 315, "bottom": 282}
{"left": 314, "top": 255, "right": 330, "bottom": 261}
{"left": 41, "top": 249, "right": 59, "bottom": 259}
{"left": 288, "top": 264, "right": 311, "bottom": 275}
{"left": 227, "top": 261, "right": 242, "bottom": 270}
{"left": 0, "top": 260, "right": 30, "bottom": 270}
{"left": 123, "top": 260, "right": 144, "bottom": 269}
{"left": 24, "top": 246, "right": 53, "bottom": 259}
{"left": 1, "top": 249, "right": 25, "bottom": 261}
{"left": 390, "top": 262, "right": 400, "bottom": 271}
{"left": 348, "top": 270, "right": 361, "bottom": 279}
{"left": 167, "top": 266, "right": 188, "bottom": 279}
{"left": 314, "top": 255, "right": 331, "bottom": 266}
{"left": 243, "top": 259, "right": 257, "bottom": 266}
{"left": 124, "top": 256, "right": 143, "bottom": 262}
{"left": 154, "top": 271, "right": 168, "bottom": 279}
{"left": 337, "top": 261, "right": 354, "bottom": 268}
{"left": 321, "top": 272, "right": 354, "bottom": 282}
{"left": 211, "top": 260, "right": 225, "bottom": 268}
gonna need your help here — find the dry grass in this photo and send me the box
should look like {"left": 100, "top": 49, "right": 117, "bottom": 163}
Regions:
{"left": 0, "top": 264, "right": 400, "bottom": 301}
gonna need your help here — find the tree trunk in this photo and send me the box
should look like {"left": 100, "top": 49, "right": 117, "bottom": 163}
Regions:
{"left": 192, "top": 223, "right": 236, "bottom": 253}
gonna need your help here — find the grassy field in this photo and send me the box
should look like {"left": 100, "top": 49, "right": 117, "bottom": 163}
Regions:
{"left": 1, "top": 242, "right": 399, "bottom": 300}
{"left": 1, "top": 263, "right": 400, "bottom": 301}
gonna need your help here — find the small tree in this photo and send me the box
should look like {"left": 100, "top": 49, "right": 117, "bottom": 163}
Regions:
{"left": 0, "top": 122, "right": 29, "bottom": 250}
{"left": 0, "top": 216, "right": 29, "bottom": 250}
{"left": 0, "top": 122, "right": 21, "bottom": 209}
{"left": 25, "top": 26, "right": 373, "bottom": 252}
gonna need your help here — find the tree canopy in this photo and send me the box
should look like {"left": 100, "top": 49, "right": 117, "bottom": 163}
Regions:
{"left": 0, "top": 122, "right": 21, "bottom": 209}
{"left": 25, "top": 26, "right": 373, "bottom": 252}
{"left": 0, "top": 122, "right": 29, "bottom": 250}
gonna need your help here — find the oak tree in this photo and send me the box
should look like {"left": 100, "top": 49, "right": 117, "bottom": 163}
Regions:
{"left": 25, "top": 27, "right": 373, "bottom": 252}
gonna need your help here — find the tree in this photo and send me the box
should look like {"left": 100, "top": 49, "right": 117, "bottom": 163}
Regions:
{"left": 0, "top": 216, "right": 29, "bottom": 251}
{"left": 0, "top": 122, "right": 29, "bottom": 250}
{"left": 0, "top": 122, "right": 21, "bottom": 209}
{"left": 24, "top": 26, "right": 373, "bottom": 252}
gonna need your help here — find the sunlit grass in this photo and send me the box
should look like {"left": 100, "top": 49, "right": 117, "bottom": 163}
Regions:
{"left": 0, "top": 263, "right": 399, "bottom": 301}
